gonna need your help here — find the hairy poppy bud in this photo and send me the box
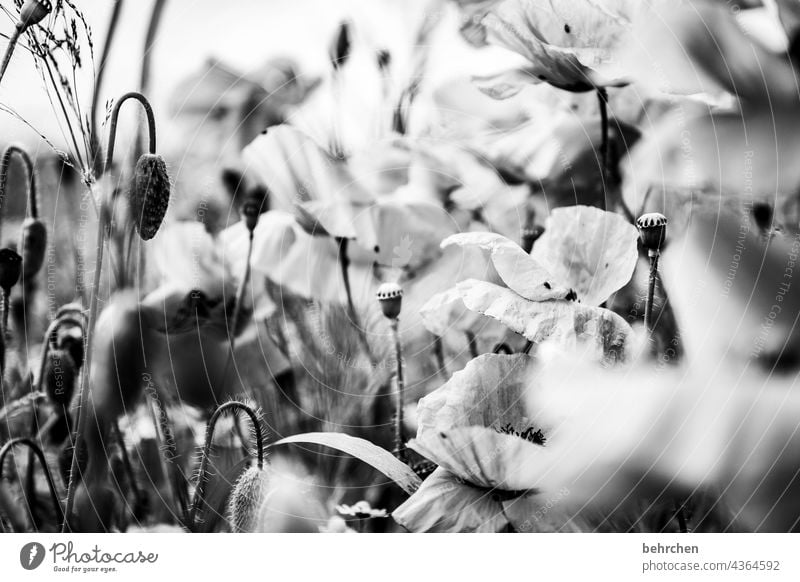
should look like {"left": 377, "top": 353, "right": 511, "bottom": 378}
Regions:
{"left": 376, "top": 282, "right": 403, "bottom": 320}
{"left": 0, "top": 248, "right": 22, "bottom": 293}
{"left": 19, "top": 217, "right": 46, "bottom": 280}
{"left": 520, "top": 225, "right": 545, "bottom": 254}
{"left": 130, "top": 153, "right": 170, "bottom": 241}
{"left": 53, "top": 315, "right": 85, "bottom": 369}
{"left": 329, "top": 21, "right": 351, "bottom": 70}
{"left": 19, "top": 0, "right": 51, "bottom": 29}
{"left": 636, "top": 212, "right": 667, "bottom": 255}
{"left": 44, "top": 348, "right": 76, "bottom": 406}
{"left": 228, "top": 465, "right": 269, "bottom": 533}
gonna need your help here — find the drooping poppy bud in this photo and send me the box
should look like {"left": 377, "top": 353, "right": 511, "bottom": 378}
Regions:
{"left": 636, "top": 212, "right": 668, "bottom": 255}
{"left": 19, "top": 217, "right": 46, "bottom": 280}
{"left": 19, "top": 0, "right": 51, "bottom": 29}
{"left": 0, "top": 248, "right": 22, "bottom": 293}
{"left": 130, "top": 153, "right": 170, "bottom": 241}
{"left": 227, "top": 465, "right": 269, "bottom": 533}
{"left": 44, "top": 348, "right": 76, "bottom": 406}
{"left": 240, "top": 186, "right": 267, "bottom": 234}
{"left": 376, "top": 282, "right": 403, "bottom": 320}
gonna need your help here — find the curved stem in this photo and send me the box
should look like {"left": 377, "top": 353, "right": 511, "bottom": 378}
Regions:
{"left": 0, "top": 437, "right": 64, "bottom": 529}
{"left": 111, "top": 419, "right": 143, "bottom": 516}
{"left": 0, "top": 145, "right": 39, "bottom": 228}
{"left": 63, "top": 90, "right": 158, "bottom": 531}
{"left": 105, "top": 92, "right": 157, "bottom": 168}
{"left": 136, "top": 0, "right": 167, "bottom": 159}
{"left": 390, "top": 319, "right": 405, "bottom": 463}
{"left": 188, "top": 401, "right": 265, "bottom": 531}
{"left": 0, "top": 24, "right": 22, "bottom": 90}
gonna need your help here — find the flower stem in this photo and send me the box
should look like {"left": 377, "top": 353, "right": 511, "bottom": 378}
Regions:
{"left": 111, "top": 419, "right": 144, "bottom": 518}
{"left": 0, "top": 25, "right": 22, "bottom": 90}
{"left": 390, "top": 319, "right": 406, "bottom": 463}
{"left": 62, "top": 91, "right": 157, "bottom": 532}
{"left": 433, "top": 334, "right": 447, "bottom": 378}
{"left": 0, "top": 437, "right": 64, "bottom": 530}
{"left": 189, "top": 401, "right": 265, "bottom": 531}
{"left": 465, "top": 331, "right": 478, "bottom": 359}
{"left": 644, "top": 251, "right": 660, "bottom": 334}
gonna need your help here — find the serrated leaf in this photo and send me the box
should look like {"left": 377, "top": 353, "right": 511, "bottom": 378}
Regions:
{"left": 531, "top": 206, "right": 638, "bottom": 306}
{"left": 270, "top": 432, "right": 422, "bottom": 494}
{"left": 442, "top": 232, "right": 572, "bottom": 301}
{"left": 456, "top": 279, "right": 631, "bottom": 360}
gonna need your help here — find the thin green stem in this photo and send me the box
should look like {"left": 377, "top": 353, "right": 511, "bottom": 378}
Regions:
{"left": 391, "top": 319, "right": 406, "bottom": 463}
{"left": 0, "top": 24, "right": 21, "bottom": 89}
{"left": 63, "top": 91, "right": 158, "bottom": 532}
{"left": 644, "top": 252, "right": 659, "bottom": 334}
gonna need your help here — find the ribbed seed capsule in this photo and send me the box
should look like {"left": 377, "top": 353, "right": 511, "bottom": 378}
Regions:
{"left": 130, "top": 153, "right": 170, "bottom": 241}
{"left": 20, "top": 217, "right": 46, "bottom": 280}
{"left": 227, "top": 465, "right": 269, "bottom": 533}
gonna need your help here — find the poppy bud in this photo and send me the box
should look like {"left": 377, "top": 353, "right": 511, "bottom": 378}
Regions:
{"left": 130, "top": 153, "right": 170, "bottom": 241}
{"left": 240, "top": 186, "right": 267, "bottom": 233}
{"left": 636, "top": 212, "right": 667, "bottom": 255}
{"left": 19, "top": 217, "right": 46, "bottom": 280}
{"left": 227, "top": 465, "right": 269, "bottom": 533}
{"left": 377, "top": 49, "right": 391, "bottom": 71}
{"left": 520, "top": 225, "right": 545, "bottom": 254}
{"left": 44, "top": 348, "right": 76, "bottom": 406}
{"left": 53, "top": 315, "right": 85, "bottom": 369}
{"left": 376, "top": 282, "right": 403, "bottom": 320}
{"left": 0, "top": 248, "right": 22, "bottom": 293}
{"left": 329, "top": 21, "right": 351, "bottom": 70}
{"left": 19, "top": 0, "right": 51, "bottom": 29}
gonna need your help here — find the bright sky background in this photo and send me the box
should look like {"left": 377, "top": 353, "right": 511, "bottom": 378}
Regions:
{"left": 0, "top": 0, "right": 442, "bottom": 151}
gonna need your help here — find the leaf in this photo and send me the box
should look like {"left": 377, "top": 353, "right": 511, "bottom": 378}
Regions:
{"left": 416, "top": 353, "right": 535, "bottom": 437}
{"left": 442, "top": 232, "right": 573, "bottom": 301}
{"left": 456, "top": 279, "right": 631, "bottom": 361}
{"left": 270, "top": 432, "right": 422, "bottom": 494}
{"left": 392, "top": 467, "right": 510, "bottom": 533}
{"left": 409, "top": 426, "right": 544, "bottom": 490}
{"left": 530, "top": 205, "right": 638, "bottom": 306}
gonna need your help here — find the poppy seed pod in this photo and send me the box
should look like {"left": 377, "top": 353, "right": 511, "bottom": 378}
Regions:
{"left": 227, "top": 465, "right": 269, "bottom": 533}
{"left": 0, "top": 248, "right": 22, "bottom": 293}
{"left": 20, "top": 217, "right": 46, "bottom": 280}
{"left": 19, "top": 0, "right": 51, "bottom": 29}
{"left": 636, "top": 213, "right": 668, "bottom": 255}
{"left": 44, "top": 348, "right": 76, "bottom": 406}
{"left": 376, "top": 282, "right": 403, "bottom": 320}
{"left": 521, "top": 225, "right": 545, "bottom": 254}
{"left": 130, "top": 153, "right": 170, "bottom": 241}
